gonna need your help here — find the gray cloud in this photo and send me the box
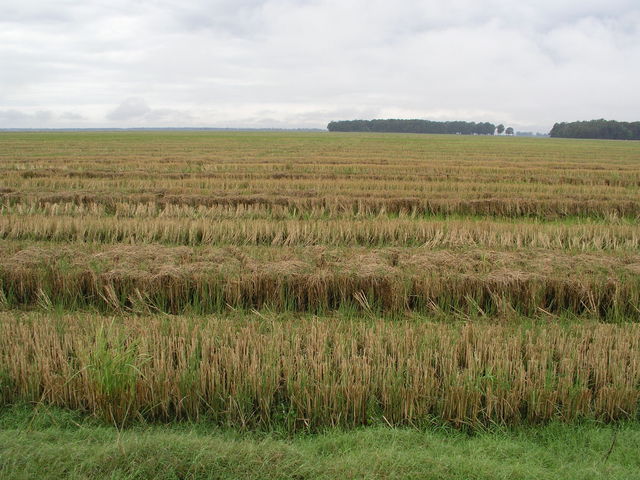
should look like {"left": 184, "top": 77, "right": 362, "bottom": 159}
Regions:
{"left": 106, "top": 98, "right": 152, "bottom": 121}
{"left": 1, "top": 0, "right": 639, "bottom": 131}
{"left": 0, "top": 109, "right": 54, "bottom": 127}
{"left": 106, "top": 98, "right": 194, "bottom": 124}
{"left": 60, "top": 111, "right": 86, "bottom": 121}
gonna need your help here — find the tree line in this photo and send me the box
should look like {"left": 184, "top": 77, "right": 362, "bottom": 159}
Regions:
{"left": 549, "top": 119, "right": 640, "bottom": 140}
{"left": 327, "top": 119, "right": 496, "bottom": 135}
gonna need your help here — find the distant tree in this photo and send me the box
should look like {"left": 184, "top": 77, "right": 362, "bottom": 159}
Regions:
{"left": 327, "top": 119, "right": 496, "bottom": 135}
{"left": 505, "top": 127, "right": 514, "bottom": 135}
{"left": 496, "top": 124, "right": 505, "bottom": 135}
{"left": 549, "top": 119, "right": 640, "bottom": 140}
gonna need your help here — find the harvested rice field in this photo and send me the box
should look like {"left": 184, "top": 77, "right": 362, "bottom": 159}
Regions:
{"left": 1, "top": 131, "right": 640, "bottom": 433}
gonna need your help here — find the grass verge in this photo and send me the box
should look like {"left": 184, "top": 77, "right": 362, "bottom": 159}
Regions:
{"left": 1, "top": 404, "right": 639, "bottom": 480}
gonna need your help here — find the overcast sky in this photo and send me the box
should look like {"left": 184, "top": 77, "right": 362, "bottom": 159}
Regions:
{"left": 1, "top": 0, "right": 639, "bottom": 131}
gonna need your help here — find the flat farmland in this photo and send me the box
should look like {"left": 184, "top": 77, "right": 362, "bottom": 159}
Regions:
{"left": 1, "top": 131, "right": 640, "bottom": 431}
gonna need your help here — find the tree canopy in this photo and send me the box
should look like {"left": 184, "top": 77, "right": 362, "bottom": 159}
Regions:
{"left": 549, "top": 119, "right": 640, "bottom": 140}
{"left": 327, "top": 119, "right": 496, "bottom": 135}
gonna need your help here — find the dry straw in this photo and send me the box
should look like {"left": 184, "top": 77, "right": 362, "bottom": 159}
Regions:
{"left": 0, "top": 245, "right": 638, "bottom": 318}
{"left": 1, "top": 313, "right": 638, "bottom": 429}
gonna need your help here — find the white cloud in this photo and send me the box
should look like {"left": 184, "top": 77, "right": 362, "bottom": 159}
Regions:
{"left": 1, "top": 0, "right": 639, "bottom": 131}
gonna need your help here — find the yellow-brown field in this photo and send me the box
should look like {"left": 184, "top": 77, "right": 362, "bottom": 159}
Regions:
{"left": 1, "top": 131, "right": 639, "bottom": 429}
{"left": 3, "top": 312, "right": 639, "bottom": 429}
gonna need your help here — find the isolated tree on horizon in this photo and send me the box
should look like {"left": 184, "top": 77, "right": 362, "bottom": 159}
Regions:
{"left": 496, "top": 124, "right": 505, "bottom": 135}
{"left": 505, "top": 127, "right": 514, "bottom": 135}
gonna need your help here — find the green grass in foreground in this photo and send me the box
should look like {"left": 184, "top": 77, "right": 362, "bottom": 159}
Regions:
{"left": 1, "top": 406, "right": 639, "bottom": 480}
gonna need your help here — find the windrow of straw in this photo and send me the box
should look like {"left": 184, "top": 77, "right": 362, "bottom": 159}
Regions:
{"left": 2, "top": 199, "right": 640, "bottom": 223}
{"left": 1, "top": 313, "right": 638, "bottom": 429}
{"left": 1, "top": 245, "right": 638, "bottom": 318}
{"left": 3, "top": 192, "right": 640, "bottom": 220}
{"left": 6, "top": 172, "right": 640, "bottom": 199}
{"left": 0, "top": 214, "right": 638, "bottom": 249}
